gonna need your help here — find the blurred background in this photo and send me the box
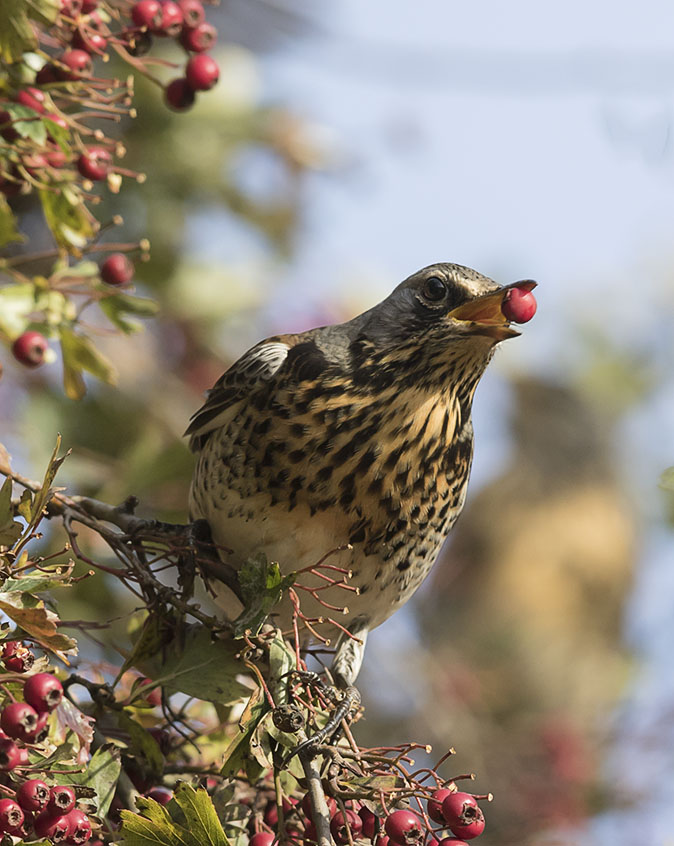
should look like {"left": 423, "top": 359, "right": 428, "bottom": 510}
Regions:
{"left": 3, "top": 0, "right": 674, "bottom": 843}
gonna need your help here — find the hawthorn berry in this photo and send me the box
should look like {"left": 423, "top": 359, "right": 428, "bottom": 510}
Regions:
{"left": 501, "top": 285, "right": 537, "bottom": 324}
{"left": 72, "top": 30, "right": 108, "bottom": 54}
{"left": 2, "top": 641, "right": 35, "bottom": 673}
{"left": 36, "top": 64, "right": 59, "bottom": 85}
{"left": 330, "top": 809, "right": 362, "bottom": 844}
{"left": 437, "top": 840, "right": 470, "bottom": 846}
{"left": 146, "top": 787, "right": 172, "bottom": 806}
{"left": 177, "top": 0, "right": 205, "bottom": 27}
{"left": 155, "top": 1, "right": 183, "bottom": 36}
{"left": 81, "top": 0, "right": 98, "bottom": 11}
{"left": 1, "top": 702, "right": 39, "bottom": 742}
{"left": 101, "top": 253, "right": 134, "bottom": 286}
{"left": 58, "top": 49, "right": 93, "bottom": 80}
{"left": 427, "top": 788, "right": 454, "bottom": 824}
{"left": 263, "top": 796, "right": 295, "bottom": 827}
{"left": 449, "top": 809, "right": 485, "bottom": 841}
{"left": 60, "top": 0, "right": 83, "bottom": 16}
{"left": 374, "top": 837, "right": 390, "bottom": 846}
{"left": 23, "top": 672, "right": 64, "bottom": 712}
{"left": 132, "top": 0, "right": 163, "bottom": 28}
{"left": 185, "top": 54, "right": 219, "bottom": 91}
{"left": 0, "top": 109, "right": 19, "bottom": 142}
{"left": 383, "top": 810, "right": 423, "bottom": 846}
{"left": 300, "top": 793, "right": 336, "bottom": 819}
{"left": 46, "top": 147, "right": 69, "bottom": 168}
{"left": 249, "top": 835, "right": 275, "bottom": 846}
{"left": 16, "top": 779, "right": 50, "bottom": 813}
{"left": 180, "top": 21, "right": 217, "bottom": 52}
{"left": 12, "top": 331, "right": 47, "bottom": 367}
{"left": 0, "top": 799, "right": 24, "bottom": 833}
{"left": 440, "top": 792, "right": 479, "bottom": 829}
{"left": 49, "top": 786, "right": 77, "bottom": 816}
{"left": 35, "top": 811, "right": 70, "bottom": 842}
{"left": 359, "top": 806, "right": 378, "bottom": 839}
{"left": 0, "top": 738, "right": 21, "bottom": 770}
{"left": 64, "top": 808, "right": 92, "bottom": 844}
{"left": 77, "top": 147, "right": 111, "bottom": 181}
{"left": 137, "top": 678, "right": 161, "bottom": 707}
{"left": 164, "top": 78, "right": 195, "bottom": 111}
{"left": 15, "top": 88, "right": 46, "bottom": 113}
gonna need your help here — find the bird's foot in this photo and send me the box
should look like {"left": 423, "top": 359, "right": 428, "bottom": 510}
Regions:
{"left": 285, "top": 671, "right": 361, "bottom": 762}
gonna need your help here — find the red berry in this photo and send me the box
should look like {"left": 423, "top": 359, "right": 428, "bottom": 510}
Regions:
{"left": 12, "top": 331, "right": 48, "bottom": 367}
{"left": 164, "top": 78, "right": 195, "bottom": 111}
{"left": 148, "top": 727, "right": 172, "bottom": 754}
{"left": 24, "top": 672, "right": 64, "bottom": 712}
{"left": 137, "top": 678, "right": 161, "bottom": 707}
{"left": 60, "top": 0, "right": 83, "bottom": 16}
{"left": 35, "top": 811, "right": 70, "bottom": 842}
{"left": 0, "top": 109, "right": 18, "bottom": 142}
{"left": 0, "top": 799, "right": 24, "bottom": 833}
{"left": 46, "top": 147, "right": 69, "bottom": 168}
{"left": 179, "top": 21, "right": 216, "bottom": 52}
{"left": 15, "top": 87, "right": 46, "bottom": 113}
{"left": 28, "top": 710, "right": 50, "bottom": 743}
{"left": 58, "top": 49, "right": 93, "bottom": 81}
{"left": 440, "top": 793, "right": 478, "bottom": 829}
{"left": 146, "top": 787, "right": 172, "bottom": 806}
{"left": 48, "top": 786, "right": 76, "bottom": 816}
{"left": 36, "top": 64, "right": 58, "bottom": 85}
{"left": 2, "top": 642, "right": 35, "bottom": 673}
{"left": 300, "top": 793, "right": 337, "bottom": 819}
{"left": 72, "top": 30, "right": 108, "bottom": 53}
{"left": 185, "top": 54, "right": 219, "bottom": 91}
{"left": 177, "top": 0, "right": 205, "bottom": 27}
{"left": 438, "top": 840, "right": 470, "bottom": 846}
{"left": 65, "top": 808, "right": 92, "bottom": 844}
{"left": 449, "top": 809, "right": 485, "bottom": 841}
{"left": 330, "top": 809, "right": 362, "bottom": 844}
{"left": 17, "top": 779, "right": 50, "bottom": 813}
{"left": 132, "top": 0, "right": 163, "bottom": 28}
{"left": 427, "top": 788, "right": 454, "bottom": 824}
{"left": 155, "top": 1, "right": 183, "bottom": 36}
{"left": 81, "top": 0, "right": 98, "bottom": 11}
{"left": 383, "top": 810, "right": 423, "bottom": 846}
{"left": 501, "top": 285, "right": 537, "bottom": 324}
{"left": 45, "top": 112, "right": 69, "bottom": 136}
{"left": 249, "top": 835, "right": 275, "bottom": 846}
{"left": 77, "top": 147, "right": 111, "bottom": 181}
{"left": 359, "top": 806, "right": 378, "bottom": 840}
{"left": 1, "top": 702, "right": 39, "bottom": 742}
{"left": 100, "top": 253, "right": 134, "bottom": 286}
{"left": 0, "top": 738, "right": 21, "bottom": 771}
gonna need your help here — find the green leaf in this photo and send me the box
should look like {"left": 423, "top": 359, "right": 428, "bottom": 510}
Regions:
{"left": 220, "top": 687, "right": 268, "bottom": 780}
{"left": 4, "top": 104, "right": 47, "bottom": 144}
{"left": 659, "top": 467, "right": 674, "bottom": 491}
{"left": 1, "top": 572, "right": 71, "bottom": 594}
{"left": 0, "top": 195, "right": 24, "bottom": 248}
{"left": 27, "top": 435, "right": 68, "bottom": 533}
{"left": 173, "top": 784, "right": 229, "bottom": 846}
{"left": 0, "top": 477, "right": 22, "bottom": 548}
{"left": 100, "top": 294, "right": 160, "bottom": 334}
{"left": 116, "top": 711, "right": 163, "bottom": 781}
{"left": 60, "top": 327, "right": 117, "bottom": 400}
{"left": 42, "top": 115, "right": 69, "bottom": 151}
{"left": 121, "top": 787, "right": 230, "bottom": 846}
{"left": 16, "top": 488, "right": 33, "bottom": 523}
{"left": 0, "top": 1, "right": 37, "bottom": 63}
{"left": 233, "top": 554, "right": 295, "bottom": 638}
{"left": 138, "top": 624, "right": 250, "bottom": 705}
{"left": 39, "top": 188, "right": 96, "bottom": 252}
{"left": 268, "top": 629, "right": 295, "bottom": 706}
{"left": 66, "top": 744, "right": 122, "bottom": 817}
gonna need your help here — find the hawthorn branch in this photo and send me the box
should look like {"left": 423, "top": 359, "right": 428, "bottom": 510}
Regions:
{"left": 298, "top": 750, "right": 333, "bottom": 846}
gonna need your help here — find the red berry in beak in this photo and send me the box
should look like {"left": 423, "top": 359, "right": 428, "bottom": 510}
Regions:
{"left": 501, "top": 286, "right": 537, "bottom": 323}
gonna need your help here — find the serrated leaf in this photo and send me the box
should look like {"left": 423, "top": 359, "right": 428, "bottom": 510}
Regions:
{"left": 173, "top": 784, "right": 229, "bottom": 846}
{"left": 27, "top": 435, "right": 67, "bottom": 533}
{"left": 0, "top": 194, "right": 24, "bottom": 248}
{"left": 0, "top": 1, "right": 37, "bottom": 63}
{"left": 59, "top": 744, "right": 121, "bottom": 817}
{"left": 233, "top": 554, "right": 295, "bottom": 638}
{"left": 0, "top": 591, "right": 77, "bottom": 656}
{"left": 220, "top": 687, "right": 267, "bottom": 779}
{"left": 117, "top": 711, "right": 163, "bottom": 780}
{"left": 16, "top": 488, "right": 33, "bottom": 522}
{"left": 4, "top": 103, "right": 47, "bottom": 143}
{"left": 137, "top": 624, "right": 250, "bottom": 705}
{"left": 60, "top": 327, "right": 117, "bottom": 399}
{"left": 39, "top": 188, "right": 95, "bottom": 252}
{"left": 100, "top": 294, "right": 159, "bottom": 334}
{"left": 268, "top": 629, "right": 295, "bottom": 706}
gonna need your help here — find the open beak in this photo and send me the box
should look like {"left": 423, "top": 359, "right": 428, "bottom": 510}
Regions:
{"left": 448, "top": 280, "right": 537, "bottom": 340}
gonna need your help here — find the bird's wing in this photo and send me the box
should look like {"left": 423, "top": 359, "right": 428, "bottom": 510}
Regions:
{"left": 185, "top": 338, "right": 292, "bottom": 451}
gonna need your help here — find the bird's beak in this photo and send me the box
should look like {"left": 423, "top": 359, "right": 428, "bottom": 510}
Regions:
{"left": 448, "top": 280, "right": 537, "bottom": 340}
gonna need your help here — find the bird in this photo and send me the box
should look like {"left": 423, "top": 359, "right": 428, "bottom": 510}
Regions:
{"left": 186, "top": 262, "right": 536, "bottom": 687}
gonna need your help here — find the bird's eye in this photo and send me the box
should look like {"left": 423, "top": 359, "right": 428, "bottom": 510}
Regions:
{"left": 422, "top": 276, "right": 447, "bottom": 302}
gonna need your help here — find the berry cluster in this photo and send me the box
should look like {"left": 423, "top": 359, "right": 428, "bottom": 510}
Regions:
{"left": 0, "top": 782, "right": 92, "bottom": 844}
{"left": 241, "top": 781, "right": 488, "bottom": 846}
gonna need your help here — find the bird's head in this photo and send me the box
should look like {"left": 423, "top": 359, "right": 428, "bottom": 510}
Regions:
{"left": 352, "top": 262, "right": 537, "bottom": 392}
